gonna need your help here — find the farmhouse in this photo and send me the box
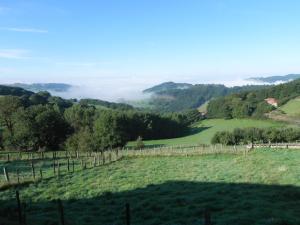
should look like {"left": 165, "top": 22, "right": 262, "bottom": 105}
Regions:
{"left": 264, "top": 98, "right": 278, "bottom": 107}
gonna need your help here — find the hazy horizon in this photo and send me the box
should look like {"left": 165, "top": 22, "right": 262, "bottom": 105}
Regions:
{"left": 0, "top": 74, "right": 290, "bottom": 101}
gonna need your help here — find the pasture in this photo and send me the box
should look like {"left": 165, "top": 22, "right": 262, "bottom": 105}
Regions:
{"left": 280, "top": 97, "right": 300, "bottom": 117}
{"left": 268, "top": 97, "right": 300, "bottom": 125}
{"left": 128, "top": 119, "right": 282, "bottom": 147}
{"left": 0, "top": 148, "right": 299, "bottom": 225}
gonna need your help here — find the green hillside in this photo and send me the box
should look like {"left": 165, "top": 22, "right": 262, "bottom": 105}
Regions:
{"left": 197, "top": 101, "right": 209, "bottom": 113}
{"left": 128, "top": 119, "right": 282, "bottom": 147}
{"left": 280, "top": 97, "right": 300, "bottom": 116}
{"left": 145, "top": 83, "right": 269, "bottom": 112}
{"left": 267, "top": 97, "right": 300, "bottom": 125}
{"left": 207, "top": 79, "right": 300, "bottom": 119}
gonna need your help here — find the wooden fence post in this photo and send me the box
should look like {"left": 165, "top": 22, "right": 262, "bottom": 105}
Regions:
{"left": 67, "top": 159, "right": 70, "bottom": 172}
{"left": 7, "top": 154, "right": 10, "bottom": 162}
{"left": 57, "top": 199, "right": 65, "bottom": 225}
{"left": 109, "top": 151, "right": 112, "bottom": 163}
{"left": 102, "top": 152, "right": 105, "bottom": 165}
{"left": 204, "top": 208, "right": 211, "bottom": 225}
{"left": 40, "top": 169, "right": 43, "bottom": 180}
{"left": 72, "top": 160, "right": 75, "bottom": 172}
{"left": 125, "top": 203, "right": 130, "bottom": 225}
{"left": 93, "top": 156, "right": 96, "bottom": 167}
{"left": 17, "top": 169, "right": 20, "bottom": 184}
{"left": 23, "top": 203, "right": 27, "bottom": 225}
{"left": 97, "top": 154, "right": 100, "bottom": 166}
{"left": 53, "top": 160, "right": 56, "bottom": 175}
{"left": 16, "top": 191, "right": 22, "bottom": 225}
{"left": 57, "top": 162, "right": 60, "bottom": 177}
{"left": 31, "top": 161, "right": 35, "bottom": 180}
{"left": 3, "top": 167, "right": 9, "bottom": 182}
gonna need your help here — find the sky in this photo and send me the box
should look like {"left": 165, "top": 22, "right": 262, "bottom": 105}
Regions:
{"left": 0, "top": 0, "right": 300, "bottom": 100}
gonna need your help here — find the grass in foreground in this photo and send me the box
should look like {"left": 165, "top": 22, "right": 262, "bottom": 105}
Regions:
{"left": 128, "top": 119, "right": 282, "bottom": 147}
{"left": 0, "top": 149, "right": 299, "bottom": 225}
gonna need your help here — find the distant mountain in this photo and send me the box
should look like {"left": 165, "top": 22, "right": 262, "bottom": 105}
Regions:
{"left": 247, "top": 74, "right": 300, "bottom": 83}
{"left": 0, "top": 85, "right": 34, "bottom": 96}
{"left": 143, "top": 82, "right": 193, "bottom": 94}
{"left": 10, "top": 83, "right": 73, "bottom": 93}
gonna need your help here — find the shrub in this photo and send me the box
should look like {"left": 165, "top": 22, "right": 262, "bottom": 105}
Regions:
{"left": 135, "top": 136, "right": 145, "bottom": 150}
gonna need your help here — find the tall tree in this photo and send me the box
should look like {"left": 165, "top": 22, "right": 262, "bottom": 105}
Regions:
{"left": 94, "top": 111, "right": 128, "bottom": 150}
{"left": 0, "top": 96, "right": 22, "bottom": 137}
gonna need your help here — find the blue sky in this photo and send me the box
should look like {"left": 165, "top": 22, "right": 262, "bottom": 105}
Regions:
{"left": 0, "top": 0, "right": 300, "bottom": 100}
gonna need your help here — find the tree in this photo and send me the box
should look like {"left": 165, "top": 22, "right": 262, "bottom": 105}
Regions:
{"left": 64, "top": 104, "right": 95, "bottom": 131}
{"left": 65, "top": 127, "right": 96, "bottom": 152}
{"left": 0, "top": 96, "right": 22, "bottom": 137}
{"left": 12, "top": 105, "right": 70, "bottom": 151}
{"left": 29, "top": 91, "right": 50, "bottom": 105}
{"left": 94, "top": 111, "right": 128, "bottom": 150}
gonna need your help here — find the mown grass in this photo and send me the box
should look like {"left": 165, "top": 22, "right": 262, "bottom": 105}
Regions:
{"left": 280, "top": 97, "right": 300, "bottom": 117}
{"left": 0, "top": 148, "right": 299, "bottom": 225}
{"left": 128, "top": 119, "right": 282, "bottom": 147}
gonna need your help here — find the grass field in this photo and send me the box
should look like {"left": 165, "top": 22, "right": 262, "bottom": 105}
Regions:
{"left": 197, "top": 101, "right": 209, "bottom": 113}
{"left": 267, "top": 97, "right": 300, "bottom": 125}
{"left": 280, "top": 97, "right": 300, "bottom": 116}
{"left": 128, "top": 119, "right": 283, "bottom": 147}
{"left": 0, "top": 149, "right": 299, "bottom": 225}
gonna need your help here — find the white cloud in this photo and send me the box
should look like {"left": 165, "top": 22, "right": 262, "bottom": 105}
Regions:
{"left": 0, "top": 27, "right": 48, "bottom": 33}
{"left": 0, "top": 49, "right": 29, "bottom": 59}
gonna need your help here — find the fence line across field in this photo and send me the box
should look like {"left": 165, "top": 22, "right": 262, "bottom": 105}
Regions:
{"left": 13, "top": 190, "right": 213, "bottom": 225}
{"left": 1, "top": 149, "right": 122, "bottom": 187}
{"left": 2, "top": 143, "right": 299, "bottom": 186}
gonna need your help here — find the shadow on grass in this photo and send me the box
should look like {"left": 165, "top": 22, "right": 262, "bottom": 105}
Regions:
{"left": 188, "top": 126, "right": 211, "bottom": 136}
{"left": 1, "top": 181, "right": 299, "bottom": 225}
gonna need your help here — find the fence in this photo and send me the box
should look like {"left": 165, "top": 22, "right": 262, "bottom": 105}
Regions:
{"left": 249, "top": 142, "right": 300, "bottom": 149}
{"left": 10, "top": 191, "right": 213, "bottom": 225}
{"left": 0, "top": 149, "right": 122, "bottom": 188}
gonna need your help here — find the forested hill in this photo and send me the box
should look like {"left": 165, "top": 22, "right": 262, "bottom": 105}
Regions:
{"left": 247, "top": 74, "right": 300, "bottom": 83}
{"left": 207, "top": 79, "right": 300, "bottom": 119}
{"left": 0, "top": 85, "right": 34, "bottom": 96}
{"left": 146, "top": 84, "right": 269, "bottom": 112}
{"left": 79, "top": 98, "right": 134, "bottom": 110}
{"left": 0, "top": 85, "right": 133, "bottom": 111}
{"left": 143, "top": 82, "right": 193, "bottom": 93}
{"left": 10, "top": 83, "right": 73, "bottom": 93}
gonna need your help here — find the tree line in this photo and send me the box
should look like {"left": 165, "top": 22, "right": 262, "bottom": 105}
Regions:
{"left": 147, "top": 83, "right": 269, "bottom": 112}
{"left": 207, "top": 79, "right": 300, "bottom": 119}
{"left": 212, "top": 127, "right": 300, "bottom": 145}
{"left": 0, "top": 91, "right": 202, "bottom": 152}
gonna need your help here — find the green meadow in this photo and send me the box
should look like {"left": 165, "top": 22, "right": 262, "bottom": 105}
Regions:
{"left": 280, "top": 97, "right": 300, "bottom": 117}
{"left": 128, "top": 119, "right": 283, "bottom": 147}
{"left": 0, "top": 149, "right": 299, "bottom": 225}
